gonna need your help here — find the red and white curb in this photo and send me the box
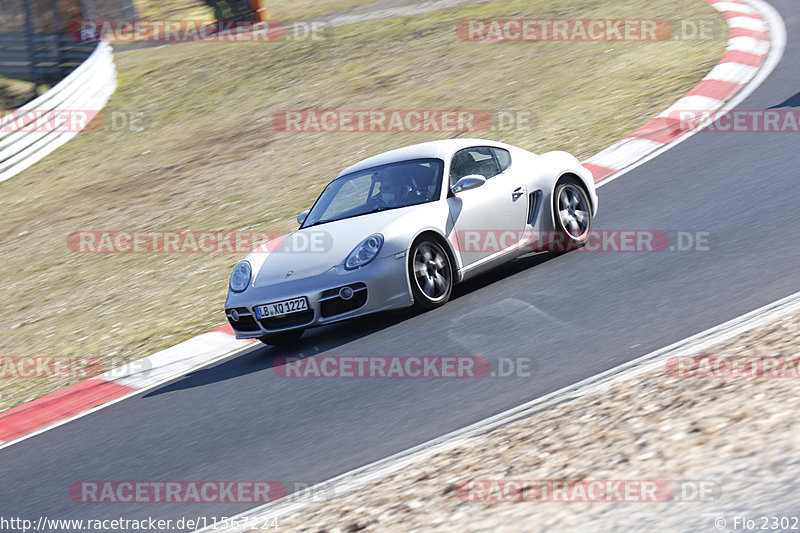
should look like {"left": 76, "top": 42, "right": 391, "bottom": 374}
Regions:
{"left": 583, "top": 0, "right": 773, "bottom": 183}
{"left": 0, "top": 0, "right": 784, "bottom": 449}
{"left": 0, "top": 327, "right": 254, "bottom": 447}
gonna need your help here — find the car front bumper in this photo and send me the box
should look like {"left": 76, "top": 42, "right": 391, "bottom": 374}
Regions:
{"left": 224, "top": 253, "right": 414, "bottom": 339}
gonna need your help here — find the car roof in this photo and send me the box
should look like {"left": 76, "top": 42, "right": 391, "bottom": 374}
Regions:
{"left": 336, "top": 138, "right": 519, "bottom": 177}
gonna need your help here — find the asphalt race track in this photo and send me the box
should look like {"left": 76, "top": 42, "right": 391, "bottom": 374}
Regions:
{"left": 2, "top": 1, "right": 799, "bottom": 529}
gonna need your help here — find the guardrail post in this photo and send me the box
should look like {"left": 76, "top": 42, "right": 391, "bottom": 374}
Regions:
{"left": 48, "top": 0, "right": 65, "bottom": 79}
{"left": 252, "top": 0, "right": 270, "bottom": 22}
{"left": 23, "top": 0, "right": 39, "bottom": 97}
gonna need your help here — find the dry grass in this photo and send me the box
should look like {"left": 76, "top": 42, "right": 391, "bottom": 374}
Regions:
{"left": 0, "top": 77, "right": 36, "bottom": 109}
{"left": 132, "top": 0, "right": 381, "bottom": 22}
{"left": 0, "top": 0, "right": 726, "bottom": 410}
{"left": 133, "top": 0, "right": 214, "bottom": 20}
{"left": 265, "top": 0, "right": 385, "bottom": 21}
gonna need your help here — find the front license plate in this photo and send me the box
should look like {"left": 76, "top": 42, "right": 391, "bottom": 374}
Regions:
{"left": 255, "top": 297, "right": 309, "bottom": 319}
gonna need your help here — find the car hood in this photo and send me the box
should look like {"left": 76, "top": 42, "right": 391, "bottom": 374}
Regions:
{"left": 249, "top": 208, "right": 412, "bottom": 287}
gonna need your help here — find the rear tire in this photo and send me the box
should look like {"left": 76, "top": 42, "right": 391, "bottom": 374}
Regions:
{"left": 409, "top": 238, "right": 453, "bottom": 311}
{"left": 259, "top": 329, "right": 304, "bottom": 346}
{"left": 551, "top": 177, "right": 593, "bottom": 252}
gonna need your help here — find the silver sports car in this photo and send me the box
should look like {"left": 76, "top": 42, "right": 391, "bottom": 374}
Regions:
{"left": 225, "top": 138, "right": 598, "bottom": 345}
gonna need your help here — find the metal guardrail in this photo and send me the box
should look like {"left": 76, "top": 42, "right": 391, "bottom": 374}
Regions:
{"left": 0, "top": 40, "right": 116, "bottom": 184}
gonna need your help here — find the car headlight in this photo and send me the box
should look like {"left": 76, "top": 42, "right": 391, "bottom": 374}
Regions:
{"left": 345, "top": 234, "right": 384, "bottom": 270}
{"left": 229, "top": 261, "right": 252, "bottom": 292}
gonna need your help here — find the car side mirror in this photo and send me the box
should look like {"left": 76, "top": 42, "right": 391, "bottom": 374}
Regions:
{"left": 297, "top": 210, "right": 309, "bottom": 225}
{"left": 451, "top": 175, "right": 486, "bottom": 194}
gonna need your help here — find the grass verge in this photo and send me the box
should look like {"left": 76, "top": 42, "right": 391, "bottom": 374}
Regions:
{"left": 0, "top": 77, "right": 37, "bottom": 109}
{"left": 133, "top": 0, "right": 214, "bottom": 20}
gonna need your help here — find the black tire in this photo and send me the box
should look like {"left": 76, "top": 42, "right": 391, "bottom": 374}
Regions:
{"left": 551, "top": 177, "right": 593, "bottom": 252}
{"left": 408, "top": 237, "right": 453, "bottom": 310}
{"left": 259, "top": 329, "right": 304, "bottom": 346}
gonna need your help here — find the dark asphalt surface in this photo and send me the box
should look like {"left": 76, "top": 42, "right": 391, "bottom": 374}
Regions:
{"left": 1, "top": 2, "right": 798, "bottom": 530}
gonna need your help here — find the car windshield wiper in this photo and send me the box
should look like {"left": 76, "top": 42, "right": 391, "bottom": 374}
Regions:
{"left": 304, "top": 219, "right": 333, "bottom": 228}
{"left": 305, "top": 206, "right": 403, "bottom": 228}
{"left": 366, "top": 205, "right": 403, "bottom": 214}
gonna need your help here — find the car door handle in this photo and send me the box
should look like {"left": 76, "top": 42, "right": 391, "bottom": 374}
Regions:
{"left": 512, "top": 187, "right": 524, "bottom": 200}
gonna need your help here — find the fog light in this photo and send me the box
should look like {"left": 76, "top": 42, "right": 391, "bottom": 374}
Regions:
{"left": 339, "top": 286, "right": 354, "bottom": 300}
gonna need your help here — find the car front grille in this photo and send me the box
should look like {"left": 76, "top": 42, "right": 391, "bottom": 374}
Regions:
{"left": 319, "top": 283, "right": 368, "bottom": 318}
{"left": 226, "top": 307, "right": 260, "bottom": 332}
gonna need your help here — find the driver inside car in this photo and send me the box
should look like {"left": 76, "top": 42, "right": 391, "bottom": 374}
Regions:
{"left": 370, "top": 169, "right": 413, "bottom": 209}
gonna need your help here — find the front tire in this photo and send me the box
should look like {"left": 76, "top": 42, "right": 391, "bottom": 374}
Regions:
{"left": 259, "top": 329, "right": 304, "bottom": 346}
{"left": 409, "top": 238, "right": 453, "bottom": 310}
{"left": 552, "top": 177, "right": 593, "bottom": 252}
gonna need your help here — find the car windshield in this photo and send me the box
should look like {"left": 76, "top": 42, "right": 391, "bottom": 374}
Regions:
{"left": 302, "top": 158, "right": 444, "bottom": 227}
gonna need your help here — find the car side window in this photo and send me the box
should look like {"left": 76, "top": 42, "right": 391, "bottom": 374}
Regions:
{"left": 493, "top": 148, "right": 511, "bottom": 173}
{"left": 450, "top": 147, "right": 501, "bottom": 186}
